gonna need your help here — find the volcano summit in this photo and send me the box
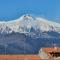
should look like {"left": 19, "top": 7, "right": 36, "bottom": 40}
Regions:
{"left": 0, "top": 14, "right": 60, "bottom": 54}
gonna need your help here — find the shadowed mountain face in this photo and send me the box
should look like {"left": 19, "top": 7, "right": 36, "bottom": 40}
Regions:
{"left": 0, "top": 32, "right": 60, "bottom": 54}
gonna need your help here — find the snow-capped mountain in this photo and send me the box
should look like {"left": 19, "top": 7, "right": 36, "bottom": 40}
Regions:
{"left": 0, "top": 14, "right": 60, "bottom": 34}
{"left": 0, "top": 14, "right": 60, "bottom": 54}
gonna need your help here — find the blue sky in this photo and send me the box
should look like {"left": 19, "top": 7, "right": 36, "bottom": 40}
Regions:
{"left": 0, "top": 0, "right": 60, "bottom": 23}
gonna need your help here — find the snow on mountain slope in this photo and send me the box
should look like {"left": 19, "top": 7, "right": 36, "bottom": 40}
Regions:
{"left": 0, "top": 14, "right": 60, "bottom": 34}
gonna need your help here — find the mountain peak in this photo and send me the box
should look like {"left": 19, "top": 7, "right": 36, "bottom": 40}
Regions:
{"left": 20, "top": 14, "right": 33, "bottom": 20}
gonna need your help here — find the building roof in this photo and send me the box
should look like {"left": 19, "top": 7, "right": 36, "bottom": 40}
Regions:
{"left": 0, "top": 55, "right": 41, "bottom": 60}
